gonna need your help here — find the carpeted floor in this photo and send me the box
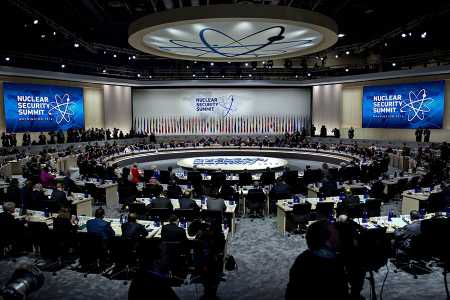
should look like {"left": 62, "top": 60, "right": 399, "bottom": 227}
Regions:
{"left": 0, "top": 215, "right": 447, "bottom": 300}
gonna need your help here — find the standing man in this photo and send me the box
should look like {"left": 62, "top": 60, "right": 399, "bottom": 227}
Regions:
{"left": 415, "top": 128, "right": 423, "bottom": 142}
{"left": 348, "top": 127, "right": 354, "bottom": 139}
{"left": 423, "top": 128, "right": 431, "bottom": 143}
{"left": 311, "top": 124, "right": 316, "bottom": 137}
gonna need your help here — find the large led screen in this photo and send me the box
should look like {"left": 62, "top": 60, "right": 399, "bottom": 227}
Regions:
{"left": 362, "top": 80, "right": 445, "bottom": 129}
{"left": 3, "top": 82, "right": 84, "bottom": 132}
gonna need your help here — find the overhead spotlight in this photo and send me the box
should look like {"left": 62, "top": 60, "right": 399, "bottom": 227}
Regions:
{"left": 421, "top": 32, "right": 427, "bottom": 39}
{"left": 227, "top": 61, "right": 231, "bottom": 64}
{"left": 244, "top": 62, "right": 249, "bottom": 67}
{"left": 248, "top": 74, "right": 252, "bottom": 77}
{"left": 103, "top": 51, "right": 107, "bottom": 54}
{"left": 186, "top": 65, "right": 190, "bottom": 69}
{"left": 194, "top": 61, "right": 197, "bottom": 64}
{"left": 345, "top": 51, "right": 350, "bottom": 55}
{"left": 201, "top": 67, "right": 205, "bottom": 71}
{"left": 137, "top": 74, "right": 141, "bottom": 78}
{"left": 74, "top": 42, "right": 80, "bottom": 48}
{"left": 222, "top": 75, "right": 225, "bottom": 78}
{"left": 53, "top": 31, "right": 56, "bottom": 36}
{"left": 113, "top": 54, "right": 117, "bottom": 58}
{"left": 40, "top": 34, "right": 46, "bottom": 38}
{"left": 408, "top": 32, "right": 412, "bottom": 36}
{"left": 192, "top": 74, "right": 196, "bottom": 77}
{"left": 295, "top": 74, "right": 299, "bottom": 78}
{"left": 345, "top": 68, "right": 349, "bottom": 72}
{"left": 128, "top": 56, "right": 131, "bottom": 60}
{"left": 132, "top": 55, "right": 136, "bottom": 59}
{"left": 5, "top": 57, "right": 10, "bottom": 61}
{"left": 307, "top": 73, "right": 311, "bottom": 77}
{"left": 61, "top": 64, "right": 65, "bottom": 68}
{"left": 205, "top": 75, "right": 209, "bottom": 78}
{"left": 210, "top": 62, "right": 214, "bottom": 66}
{"left": 401, "top": 33, "right": 406, "bottom": 38}
{"left": 102, "top": 69, "right": 106, "bottom": 73}
{"left": 384, "top": 42, "right": 388, "bottom": 47}
{"left": 392, "top": 62, "right": 396, "bottom": 67}
{"left": 262, "top": 61, "right": 266, "bottom": 65}
{"left": 338, "top": 33, "right": 345, "bottom": 38}
{"left": 149, "top": 75, "right": 152, "bottom": 79}
{"left": 33, "top": 19, "right": 38, "bottom": 25}
{"left": 284, "top": 59, "right": 293, "bottom": 68}
{"left": 335, "top": 54, "right": 339, "bottom": 58}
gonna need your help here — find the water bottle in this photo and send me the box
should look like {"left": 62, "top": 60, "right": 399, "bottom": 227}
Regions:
{"left": 362, "top": 210, "right": 368, "bottom": 223}
{"left": 120, "top": 213, "right": 124, "bottom": 225}
{"left": 224, "top": 221, "right": 228, "bottom": 230}
{"left": 327, "top": 212, "right": 334, "bottom": 223}
{"left": 84, "top": 190, "right": 89, "bottom": 198}
{"left": 363, "top": 190, "right": 369, "bottom": 200}
{"left": 201, "top": 196, "right": 207, "bottom": 205}
{"left": 446, "top": 207, "right": 450, "bottom": 218}
{"left": 44, "top": 207, "right": 49, "bottom": 218}
{"left": 319, "top": 194, "right": 324, "bottom": 202}
{"left": 414, "top": 185, "right": 421, "bottom": 193}
{"left": 388, "top": 209, "right": 393, "bottom": 222}
{"left": 293, "top": 195, "right": 300, "bottom": 204}
{"left": 154, "top": 216, "right": 160, "bottom": 227}
{"left": 339, "top": 191, "right": 345, "bottom": 201}
{"left": 123, "top": 213, "right": 128, "bottom": 224}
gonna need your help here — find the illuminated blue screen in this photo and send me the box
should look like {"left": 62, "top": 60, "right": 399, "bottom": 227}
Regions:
{"left": 3, "top": 82, "right": 85, "bottom": 132}
{"left": 362, "top": 80, "right": 445, "bottom": 129}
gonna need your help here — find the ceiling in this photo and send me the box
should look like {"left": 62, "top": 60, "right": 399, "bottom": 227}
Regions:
{"left": 1, "top": 0, "right": 450, "bottom": 81}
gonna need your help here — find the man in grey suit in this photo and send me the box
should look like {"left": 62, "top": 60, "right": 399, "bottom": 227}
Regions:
{"left": 150, "top": 197, "right": 173, "bottom": 210}
{"left": 206, "top": 197, "right": 226, "bottom": 212}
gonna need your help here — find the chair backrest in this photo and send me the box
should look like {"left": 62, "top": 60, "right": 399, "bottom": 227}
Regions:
{"left": 357, "top": 227, "right": 390, "bottom": 271}
{"left": 129, "top": 202, "right": 147, "bottom": 217}
{"left": 147, "top": 208, "right": 172, "bottom": 222}
{"left": 350, "top": 187, "right": 367, "bottom": 196}
{"left": 247, "top": 190, "right": 266, "bottom": 203}
{"left": 346, "top": 202, "right": 365, "bottom": 219}
{"left": 293, "top": 202, "right": 312, "bottom": 215}
{"left": 201, "top": 210, "right": 223, "bottom": 224}
{"left": 427, "top": 192, "right": 447, "bottom": 213}
{"left": 77, "top": 231, "right": 107, "bottom": 266}
{"left": 239, "top": 173, "right": 252, "bottom": 186}
{"left": 366, "top": 199, "right": 382, "bottom": 217}
{"left": 109, "top": 236, "right": 138, "bottom": 265}
{"left": 315, "top": 202, "right": 334, "bottom": 218}
{"left": 174, "top": 208, "right": 199, "bottom": 221}
{"left": 420, "top": 217, "right": 450, "bottom": 260}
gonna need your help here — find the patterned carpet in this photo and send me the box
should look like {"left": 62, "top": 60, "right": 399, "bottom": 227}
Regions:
{"left": 0, "top": 216, "right": 448, "bottom": 300}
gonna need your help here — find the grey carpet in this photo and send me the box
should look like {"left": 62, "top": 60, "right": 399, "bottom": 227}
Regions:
{"left": 0, "top": 217, "right": 447, "bottom": 300}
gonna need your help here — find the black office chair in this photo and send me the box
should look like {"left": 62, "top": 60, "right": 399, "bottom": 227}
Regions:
{"left": 314, "top": 202, "right": 335, "bottom": 220}
{"left": 269, "top": 192, "right": 291, "bottom": 215}
{"left": 85, "top": 183, "right": 105, "bottom": 206}
{"left": 174, "top": 208, "right": 200, "bottom": 221}
{"left": 76, "top": 232, "right": 110, "bottom": 275}
{"left": 260, "top": 171, "right": 275, "bottom": 186}
{"left": 246, "top": 190, "right": 267, "bottom": 217}
{"left": 200, "top": 210, "right": 223, "bottom": 225}
{"left": 285, "top": 170, "right": 299, "bottom": 189}
{"left": 290, "top": 202, "right": 312, "bottom": 234}
{"left": 366, "top": 199, "right": 382, "bottom": 217}
{"left": 128, "top": 203, "right": 147, "bottom": 218}
{"left": 427, "top": 192, "right": 447, "bottom": 213}
{"left": 107, "top": 236, "right": 140, "bottom": 281}
{"left": 147, "top": 208, "right": 172, "bottom": 222}
{"left": 159, "top": 241, "right": 189, "bottom": 283}
{"left": 392, "top": 233, "right": 433, "bottom": 278}
{"left": 27, "top": 221, "right": 51, "bottom": 255}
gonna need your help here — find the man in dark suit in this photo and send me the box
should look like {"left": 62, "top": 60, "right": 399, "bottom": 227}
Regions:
{"left": 50, "top": 183, "right": 68, "bottom": 206}
{"left": 239, "top": 169, "right": 253, "bottom": 186}
{"left": 121, "top": 213, "right": 148, "bottom": 240}
{"left": 260, "top": 167, "right": 275, "bottom": 186}
{"left": 161, "top": 215, "right": 187, "bottom": 242}
{"left": 19, "top": 180, "right": 33, "bottom": 209}
{"left": 178, "top": 191, "right": 199, "bottom": 211}
{"left": 211, "top": 169, "right": 226, "bottom": 187}
{"left": 319, "top": 176, "right": 338, "bottom": 197}
{"left": 286, "top": 220, "right": 348, "bottom": 300}
{"left": 86, "top": 208, "right": 115, "bottom": 240}
{"left": 31, "top": 184, "right": 48, "bottom": 210}
{"left": 63, "top": 171, "right": 77, "bottom": 193}
{"left": 270, "top": 177, "right": 290, "bottom": 195}
{"left": 150, "top": 197, "right": 173, "bottom": 210}
{"left": 166, "top": 181, "right": 182, "bottom": 199}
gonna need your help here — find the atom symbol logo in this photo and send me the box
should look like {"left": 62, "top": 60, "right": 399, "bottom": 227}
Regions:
{"left": 159, "top": 26, "right": 314, "bottom": 58}
{"left": 48, "top": 94, "right": 75, "bottom": 124}
{"left": 400, "top": 89, "right": 434, "bottom": 122}
{"left": 218, "top": 95, "right": 238, "bottom": 117}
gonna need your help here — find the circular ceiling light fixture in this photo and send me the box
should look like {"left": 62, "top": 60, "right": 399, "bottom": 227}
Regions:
{"left": 128, "top": 4, "right": 338, "bottom": 62}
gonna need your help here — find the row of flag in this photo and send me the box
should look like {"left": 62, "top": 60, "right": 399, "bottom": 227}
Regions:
{"left": 133, "top": 115, "right": 309, "bottom": 135}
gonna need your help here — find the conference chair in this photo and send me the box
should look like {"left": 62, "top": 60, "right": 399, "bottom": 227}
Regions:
{"left": 107, "top": 236, "right": 139, "bottom": 281}
{"left": 246, "top": 190, "right": 267, "bottom": 217}
{"left": 159, "top": 241, "right": 190, "bottom": 283}
{"left": 238, "top": 172, "right": 253, "bottom": 187}
{"left": 285, "top": 170, "right": 299, "bottom": 189}
{"left": 27, "top": 221, "right": 51, "bottom": 255}
{"left": 147, "top": 207, "right": 172, "bottom": 222}
{"left": 174, "top": 208, "right": 200, "bottom": 221}
{"left": 427, "top": 192, "right": 447, "bottom": 213}
{"left": 128, "top": 203, "right": 147, "bottom": 219}
{"left": 314, "top": 202, "right": 335, "bottom": 220}
{"left": 290, "top": 202, "right": 312, "bottom": 234}
{"left": 365, "top": 199, "right": 382, "bottom": 217}
{"left": 85, "top": 182, "right": 105, "bottom": 206}
{"left": 201, "top": 210, "right": 223, "bottom": 225}
{"left": 76, "top": 232, "right": 110, "bottom": 275}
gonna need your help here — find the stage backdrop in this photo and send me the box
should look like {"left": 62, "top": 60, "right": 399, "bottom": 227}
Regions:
{"left": 133, "top": 88, "right": 311, "bottom": 135}
{"left": 3, "top": 82, "right": 85, "bottom": 132}
{"left": 362, "top": 80, "right": 445, "bottom": 129}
